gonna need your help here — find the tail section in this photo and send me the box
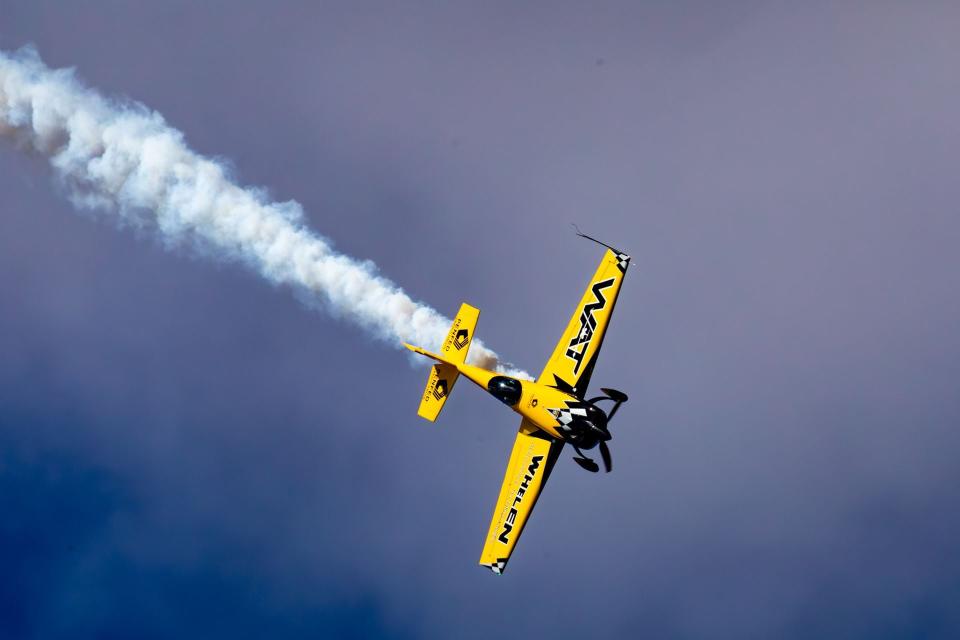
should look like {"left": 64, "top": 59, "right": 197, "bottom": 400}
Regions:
{"left": 406, "top": 303, "right": 480, "bottom": 422}
{"left": 439, "top": 302, "right": 479, "bottom": 364}
{"left": 416, "top": 362, "right": 459, "bottom": 421}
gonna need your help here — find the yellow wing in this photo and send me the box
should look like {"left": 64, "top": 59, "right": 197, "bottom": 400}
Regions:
{"left": 537, "top": 248, "right": 630, "bottom": 398}
{"left": 479, "top": 419, "right": 564, "bottom": 574}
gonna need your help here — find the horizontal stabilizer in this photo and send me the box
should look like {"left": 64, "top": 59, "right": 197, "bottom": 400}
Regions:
{"left": 440, "top": 303, "right": 479, "bottom": 364}
{"left": 407, "top": 302, "right": 480, "bottom": 422}
{"left": 417, "top": 363, "right": 459, "bottom": 422}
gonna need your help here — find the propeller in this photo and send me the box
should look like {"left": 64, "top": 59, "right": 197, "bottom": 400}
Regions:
{"left": 600, "top": 388, "right": 628, "bottom": 422}
{"left": 599, "top": 440, "right": 613, "bottom": 473}
{"left": 572, "top": 442, "right": 612, "bottom": 473}
{"left": 572, "top": 388, "right": 626, "bottom": 473}
{"left": 600, "top": 387, "right": 629, "bottom": 403}
{"left": 573, "top": 452, "right": 600, "bottom": 473}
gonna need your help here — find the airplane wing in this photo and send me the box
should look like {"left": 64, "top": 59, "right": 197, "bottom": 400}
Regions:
{"left": 479, "top": 419, "right": 564, "bottom": 574}
{"left": 537, "top": 248, "right": 630, "bottom": 398}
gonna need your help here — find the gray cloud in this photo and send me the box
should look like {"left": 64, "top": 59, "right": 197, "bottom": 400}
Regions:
{"left": 1, "top": 2, "right": 959, "bottom": 638}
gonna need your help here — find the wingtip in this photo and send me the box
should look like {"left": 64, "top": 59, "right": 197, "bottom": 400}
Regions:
{"left": 480, "top": 559, "right": 508, "bottom": 575}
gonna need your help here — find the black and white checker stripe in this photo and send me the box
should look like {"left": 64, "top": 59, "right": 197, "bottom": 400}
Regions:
{"left": 549, "top": 406, "right": 588, "bottom": 427}
{"left": 482, "top": 559, "right": 508, "bottom": 575}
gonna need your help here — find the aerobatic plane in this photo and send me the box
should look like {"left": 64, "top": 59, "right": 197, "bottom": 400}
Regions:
{"left": 405, "top": 232, "right": 631, "bottom": 574}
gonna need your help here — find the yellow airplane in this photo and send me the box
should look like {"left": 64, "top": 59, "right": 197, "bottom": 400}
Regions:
{"left": 405, "top": 231, "right": 631, "bottom": 574}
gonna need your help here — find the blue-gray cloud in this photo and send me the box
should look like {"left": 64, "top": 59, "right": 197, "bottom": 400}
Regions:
{"left": 2, "top": 2, "right": 960, "bottom": 638}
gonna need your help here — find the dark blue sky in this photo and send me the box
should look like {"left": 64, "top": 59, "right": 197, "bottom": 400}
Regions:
{"left": 2, "top": 2, "right": 960, "bottom": 638}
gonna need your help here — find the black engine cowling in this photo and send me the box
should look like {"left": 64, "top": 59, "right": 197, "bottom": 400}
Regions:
{"left": 557, "top": 402, "right": 609, "bottom": 448}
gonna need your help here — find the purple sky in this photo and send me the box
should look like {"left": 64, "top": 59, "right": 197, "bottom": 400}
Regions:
{"left": 2, "top": 2, "right": 960, "bottom": 638}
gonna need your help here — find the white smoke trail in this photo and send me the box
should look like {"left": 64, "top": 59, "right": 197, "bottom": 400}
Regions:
{"left": 0, "top": 47, "right": 530, "bottom": 379}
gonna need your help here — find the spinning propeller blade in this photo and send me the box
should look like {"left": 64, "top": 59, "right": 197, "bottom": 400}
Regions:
{"left": 600, "top": 388, "right": 629, "bottom": 403}
{"left": 607, "top": 401, "right": 623, "bottom": 422}
{"left": 573, "top": 455, "right": 600, "bottom": 473}
{"left": 599, "top": 440, "right": 613, "bottom": 473}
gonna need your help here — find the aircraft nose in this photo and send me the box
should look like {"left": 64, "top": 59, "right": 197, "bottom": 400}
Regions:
{"left": 587, "top": 404, "right": 608, "bottom": 425}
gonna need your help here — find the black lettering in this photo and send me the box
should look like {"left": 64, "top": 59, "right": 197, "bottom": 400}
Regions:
{"left": 527, "top": 456, "right": 543, "bottom": 475}
{"left": 497, "top": 455, "right": 545, "bottom": 543}
{"left": 565, "top": 278, "right": 615, "bottom": 374}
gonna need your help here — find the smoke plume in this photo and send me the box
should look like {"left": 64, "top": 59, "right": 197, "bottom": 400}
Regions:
{"left": 0, "top": 47, "right": 528, "bottom": 378}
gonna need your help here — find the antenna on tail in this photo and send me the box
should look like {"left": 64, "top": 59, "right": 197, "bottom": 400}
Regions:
{"left": 570, "top": 223, "right": 627, "bottom": 256}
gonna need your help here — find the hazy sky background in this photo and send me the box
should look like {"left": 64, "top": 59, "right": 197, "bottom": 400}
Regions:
{"left": 2, "top": 2, "right": 959, "bottom": 638}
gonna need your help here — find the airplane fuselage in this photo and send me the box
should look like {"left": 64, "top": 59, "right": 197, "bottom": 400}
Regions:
{"left": 455, "top": 363, "right": 608, "bottom": 447}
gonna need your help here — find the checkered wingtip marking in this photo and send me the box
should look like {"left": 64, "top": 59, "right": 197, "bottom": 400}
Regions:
{"left": 482, "top": 559, "right": 508, "bottom": 575}
{"left": 616, "top": 253, "right": 631, "bottom": 272}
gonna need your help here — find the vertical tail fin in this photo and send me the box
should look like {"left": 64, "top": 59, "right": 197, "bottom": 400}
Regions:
{"left": 406, "top": 303, "right": 480, "bottom": 422}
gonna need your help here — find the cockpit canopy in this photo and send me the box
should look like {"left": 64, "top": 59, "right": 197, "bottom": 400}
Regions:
{"left": 487, "top": 376, "right": 523, "bottom": 406}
